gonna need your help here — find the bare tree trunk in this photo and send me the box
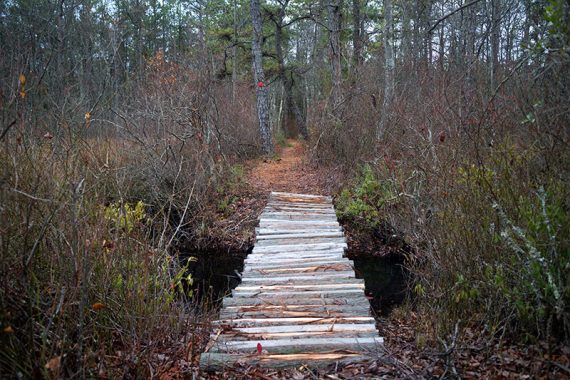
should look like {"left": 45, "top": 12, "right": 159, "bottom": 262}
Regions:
{"left": 352, "top": 0, "right": 362, "bottom": 67}
{"left": 377, "top": 0, "right": 394, "bottom": 140}
{"left": 327, "top": 0, "right": 343, "bottom": 109}
{"left": 251, "top": 0, "right": 273, "bottom": 155}
{"left": 273, "top": 6, "right": 296, "bottom": 138}
{"left": 232, "top": 0, "right": 238, "bottom": 102}
{"left": 490, "top": 0, "right": 500, "bottom": 89}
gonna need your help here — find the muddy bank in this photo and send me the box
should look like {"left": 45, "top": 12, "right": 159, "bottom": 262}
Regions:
{"left": 341, "top": 219, "right": 412, "bottom": 316}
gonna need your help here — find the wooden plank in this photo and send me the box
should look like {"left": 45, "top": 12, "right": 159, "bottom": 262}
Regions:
{"left": 247, "top": 248, "right": 346, "bottom": 256}
{"left": 255, "top": 231, "right": 345, "bottom": 245}
{"left": 256, "top": 231, "right": 344, "bottom": 240}
{"left": 244, "top": 256, "right": 348, "bottom": 266}
{"left": 222, "top": 296, "right": 369, "bottom": 307}
{"left": 249, "top": 246, "right": 347, "bottom": 255}
{"left": 242, "top": 258, "right": 353, "bottom": 276}
{"left": 210, "top": 337, "right": 383, "bottom": 354}
{"left": 268, "top": 198, "right": 332, "bottom": 205}
{"left": 270, "top": 193, "right": 332, "bottom": 202}
{"left": 233, "top": 283, "right": 365, "bottom": 293}
{"left": 256, "top": 228, "right": 343, "bottom": 236}
{"left": 268, "top": 196, "right": 332, "bottom": 202}
{"left": 244, "top": 264, "right": 350, "bottom": 272}
{"left": 267, "top": 199, "right": 332, "bottom": 206}
{"left": 214, "top": 317, "right": 376, "bottom": 327}
{"left": 242, "top": 270, "right": 354, "bottom": 278}
{"left": 258, "top": 217, "right": 339, "bottom": 224}
{"left": 244, "top": 252, "right": 346, "bottom": 262}
{"left": 223, "top": 303, "right": 369, "bottom": 312}
{"left": 264, "top": 206, "right": 336, "bottom": 213}
{"left": 242, "top": 263, "right": 356, "bottom": 281}
{"left": 215, "top": 325, "right": 378, "bottom": 341}
{"left": 263, "top": 209, "right": 336, "bottom": 215}
{"left": 244, "top": 261, "right": 349, "bottom": 271}
{"left": 216, "top": 330, "right": 379, "bottom": 342}
{"left": 256, "top": 226, "right": 341, "bottom": 234}
{"left": 222, "top": 302, "right": 368, "bottom": 312}
{"left": 240, "top": 271, "right": 358, "bottom": 282}
{"left": 258, "top": 220, "right": 340, "bottom": 228}
{"left": 260, "top": 214, "right": 338, "bottom": 222}
{"left": 255, "top": 237, "right": 346, "bottom": 247}
{"left": 235, "top": 279, "right": 364, "bottom": 288}
{"left": 219, "top": 307, "right": 370, "bottom": 319}
{"left": 263, "top": 203, "right": 335, "bottom": 214}
{"left": 263, "top": 211, "right": 337, "bottom": 217}
{"left": 266, "top": 202, "right": 335, "bottom": 210}
{"left": 219, "top": 311, "right": 368, "bottom": 320}
{"left": 200, "top": 352, "right": 372, "bottom": 371}
{"left": 224, "top": 323, "right": 377, "bottom": 334}
{"left": 271, "top": 191, "right": 332, "bottom": 198}
{"left": 252, "top": 242, "right": 347, "bottom": 254}
{"left": 231, "top": 289, "right": 365, "bottom": 299}
{"left": 246, "top": 251, "right": 346, "bottom": 261}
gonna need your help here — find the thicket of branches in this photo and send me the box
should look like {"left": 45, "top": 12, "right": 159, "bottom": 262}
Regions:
{"left": 0, "top": 1, "right": 259, "bottom": 377}
{"left": 0, "top": 0, "right": 569, "bottom": 377}
{"left": 316, "top": 0, "right": 570, "bottom": 346}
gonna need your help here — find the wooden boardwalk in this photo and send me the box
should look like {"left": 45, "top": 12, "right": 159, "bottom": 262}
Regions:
{"left": 199, "top": 192, "right": 382, "bottom": 370}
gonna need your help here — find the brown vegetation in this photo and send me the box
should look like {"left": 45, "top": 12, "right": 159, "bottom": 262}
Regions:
{"left": 1, "top": 0, "right": 569, "bottom": 378}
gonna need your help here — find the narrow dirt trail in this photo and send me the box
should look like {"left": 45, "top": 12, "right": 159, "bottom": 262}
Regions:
{"left": 246, "top": 139, "right": 328, "bottom": 195}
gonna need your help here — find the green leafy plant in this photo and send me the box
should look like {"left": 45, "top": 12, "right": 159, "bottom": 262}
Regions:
{"left": 335, "top": 164, "right": 398, "bottom": 227}
{"left": 103, "top": 200, "right": 146, "bottom": 233}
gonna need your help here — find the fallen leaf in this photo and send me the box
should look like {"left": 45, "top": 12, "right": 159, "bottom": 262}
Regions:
{"left": 3, "top": 326, "right": 14, "bottom": 333}
{"left": 45, "top": 356, "right": 61, "bottom": 372}
{"left": 92, "top": 302, "right": 105, "bottom": 311}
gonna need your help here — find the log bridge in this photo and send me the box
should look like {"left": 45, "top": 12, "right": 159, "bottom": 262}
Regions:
{"left": 199, "top": 192, "right": 383, "bottom": 370}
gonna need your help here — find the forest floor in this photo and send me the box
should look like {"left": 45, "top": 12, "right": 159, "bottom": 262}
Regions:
{"left": 246, "top": 139, "right": 330, "bottom": 195}
{"left": 180, "top": 139, "right": 570, "bottom": 379}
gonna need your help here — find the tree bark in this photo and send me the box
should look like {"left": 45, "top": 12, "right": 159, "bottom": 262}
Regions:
{"left": 232, "top": 0, "right": 238, "bottom": 102}
{"left": 352, "top": 0, "right": 362, "bottom": 67}
{"left": 377, "top": 0, "right": 394, "bottom": 140}
{"left": 251, "top": 0, "right": 273, "bottom": 155}
{"left": 490, "top": 0, "right": 500, "bottom": 89}
{"left": 328, "top": 0, "right": 343, "bottom": 110}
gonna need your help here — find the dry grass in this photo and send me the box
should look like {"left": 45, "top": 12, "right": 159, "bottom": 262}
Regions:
{"left": 0, "top": 57, "right": 262, "bottom": 377}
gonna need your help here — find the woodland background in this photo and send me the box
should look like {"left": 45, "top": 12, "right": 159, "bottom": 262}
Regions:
{"left": 0, "top": 0, "right": 569, "bottom": 377}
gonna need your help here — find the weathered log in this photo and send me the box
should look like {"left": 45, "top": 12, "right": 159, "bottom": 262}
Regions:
{"left": 231, "top": 289, "right": 365, "bottom": 299}
{"left": 256, "top": 231, "right": 344, "bottom": 240}
{"left": 200, "top": 352, "right": 374, "bottom": 371}
{"left": 252, "top": 242, "right": 347, "bottom": 254}
{"left": 255, "top": 237, "right": 346, "bottom": 247}
{"left": 214, "top": 316, "right": 376, "bottom": 327}
{"left": 209, "top": 336, "right": 383, "bottom": 354}
{"left": 221, "top": 306, "right": 371, "bottom": 320}
{"left": 222, "top": 296, "right": 368, "bottom": 307}
{"left": 243, "top": 263, "right": 354, "bottom": 274}
{"left": 240, "top": 271, "right": 358, "bottom": 282}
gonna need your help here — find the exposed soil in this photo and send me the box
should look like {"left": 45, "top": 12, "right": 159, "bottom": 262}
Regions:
{"left": 246, "top": 139, "right": 331, "bottom": 195}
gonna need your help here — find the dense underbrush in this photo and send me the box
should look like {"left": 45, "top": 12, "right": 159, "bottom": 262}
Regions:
{"left": 315, "top": 48, "right": 570, "bottom": 346}
{"left": 0, "top": 55, "right": 260, "bottom": 378}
